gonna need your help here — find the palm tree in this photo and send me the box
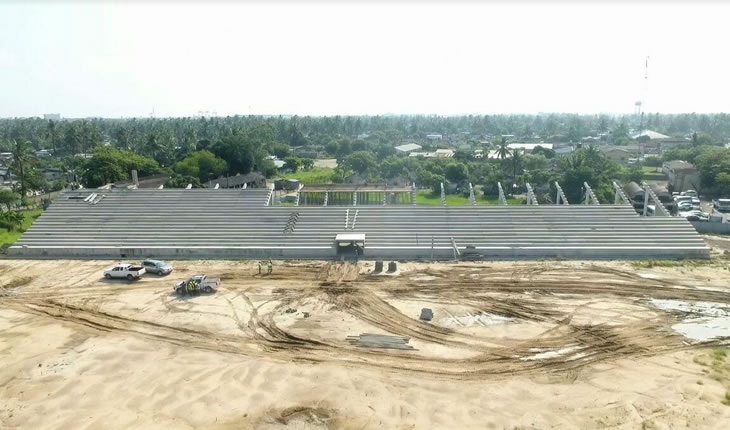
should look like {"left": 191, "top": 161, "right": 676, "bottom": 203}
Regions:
{"left": 511, "top": 149, "right": 523, "bottom": 180}
{"left": 585, "top": 144, "right": 601, "bottom": 160}
{"left": 497, "top": 136, "right": 510, "bottom": 160}
{"left": 10, "top": 138, "right": 35, "bottom": 198}
{"left": 46, "top": 120, "right": 59, "bottom": 155}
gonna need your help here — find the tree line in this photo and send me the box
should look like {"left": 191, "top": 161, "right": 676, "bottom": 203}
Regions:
{"left": 1, "top": 113, "right": 729, "bottom": 205}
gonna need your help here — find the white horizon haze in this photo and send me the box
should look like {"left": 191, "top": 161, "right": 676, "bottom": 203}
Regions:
{"left": 1, "top": 2, "right": 729, "bottom": 118}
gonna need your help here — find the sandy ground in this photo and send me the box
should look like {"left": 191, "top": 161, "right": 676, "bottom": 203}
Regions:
{"left": 2, "top": 256, "right": 730, "bottom": 429}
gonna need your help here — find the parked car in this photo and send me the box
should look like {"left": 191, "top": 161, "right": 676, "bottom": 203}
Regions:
{"left": 681, "top": 190, "right": 698, "bottom": 198}
{"left": 104, "top": 263, "right": 146, "bottom": 280}
{"left": 677, "top": 201, "right": 694, "bottom": 212}
{"left": 143, "top": 259, "right": 173, "bottom": 275}
{"left": 680, "top": 209, "right": 709, "bottom": 222}
{"left": 174, "top": 275, "right": 220, "bottom": 295}
{"left": 674, "top": 195, "right": 692, "bottom": 205}
{"left": 713, "top": 199, "right": 730, "bottom": 212}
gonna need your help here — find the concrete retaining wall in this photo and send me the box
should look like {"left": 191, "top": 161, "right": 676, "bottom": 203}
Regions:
{"left": 690, "top": 221, "right": 730, "bottom": 234}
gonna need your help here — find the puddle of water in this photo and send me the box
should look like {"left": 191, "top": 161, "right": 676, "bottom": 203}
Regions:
{"left": 672, "top": 318, "right": 730, "bottom": 342}
{"left": 650, "top": 299, "right": 730, "bottom": 341}
{"left": 650, "top": 299, "right": 730, "bottom": 316}
{"left": 521, "top": 345, "right": 584, "bottom": 361}
{"left": 442, "top": 312, "right": 512, "bottom": 328}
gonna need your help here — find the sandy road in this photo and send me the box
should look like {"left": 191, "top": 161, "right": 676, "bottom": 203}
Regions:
{"left": 2, "top": 258, "right": 730, "bottom": 429}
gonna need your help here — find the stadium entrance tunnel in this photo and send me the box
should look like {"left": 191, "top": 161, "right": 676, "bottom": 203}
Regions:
{"left": 335, "top": 233, "right": 365, "bottom": 257}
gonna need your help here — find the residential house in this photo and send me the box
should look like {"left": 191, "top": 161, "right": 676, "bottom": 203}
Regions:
{"left": 507, "top": 143, "right": 554, "bottom": 153}
{"left": 632, "top": 130, "right": 690, "bottom": 153}
{"left": 662, "top": 160, "right": 701, "bottom": 193}
{"left": 631, "top": 130, "right": 671, "bottom": 140}
{"left": 600, "top": 146, "right": 633, "bottom": 163}
{"left": 43, "top": 167, "right": 70, "bottom": 181}
{"left": 292, "top": 146, "right": 321, "bottom": 159}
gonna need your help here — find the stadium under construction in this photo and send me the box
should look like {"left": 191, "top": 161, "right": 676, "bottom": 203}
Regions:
{"left": 9, "top": 182, "right": 709, "bottom": 260}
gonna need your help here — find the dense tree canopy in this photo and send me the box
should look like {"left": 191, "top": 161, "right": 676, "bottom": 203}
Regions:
{"left": 3, "top": 113, "right": 730, "bottom": 198}
{"left": 82, "top": 147, "right": 160, "bottom": 187}
{"left": 174, "top": 150, "right": 227, "bottom": 183}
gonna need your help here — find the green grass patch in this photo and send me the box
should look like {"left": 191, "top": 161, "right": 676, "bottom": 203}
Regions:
{"left": 695, "top": 348, "right": 730, "bottom": 405}
{"left": 641, "top": 166, "right": 667, "bottom": 182}
{"left": 480, "top": 196, "right": 525, "bottom": 205}
{"left": 279, "top": 167, "right": 334, "bottom": 184}
{"left": 632, "top": 259, "right": 717, "bottom": 268}
{"left": 713, "top": 349, "right": 728, "bottom": 361}
{"left": 641, "top": 166, "right": 662, "bottom": 173}
{"left": 0, "top": 209, "right": 43, "bottom": 247}
{"left": 415, "top": 191, "right": 468, "bottom": 205}
{"left": 416, "top": 190, "right": 524, "bottom": 205}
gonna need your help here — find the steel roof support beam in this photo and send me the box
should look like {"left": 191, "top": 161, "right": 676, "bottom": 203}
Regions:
{"left": 526, "top": 183, "right": 539, "bottom": 205}
{"left": 497, "top": 182, "right": 507, "bottom": 205}
{"left": 583, "top": 182, "right": 600, "bottom": 205}
{"left": 555, "top": 181, "right": 569, "bottom": 205}
{"left": 612, "top": 181, "right": 631, "bottom": 205}
{"left": 642, "top": 182, "right": 670, "bottom": 216}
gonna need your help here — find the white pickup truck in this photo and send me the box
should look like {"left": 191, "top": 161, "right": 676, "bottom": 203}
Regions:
{"left": 104, "top": 263, "right": 146, "bottom": 280}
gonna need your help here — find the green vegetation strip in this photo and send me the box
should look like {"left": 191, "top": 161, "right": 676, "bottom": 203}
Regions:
{"left": 416, "top": 190, "right": 524, "bottom": 205}
{"left": 0, "top": 209, "right": 43, "bottom": 247}
{"left": 279, "top": 167, "right": 335, "bottom": 184}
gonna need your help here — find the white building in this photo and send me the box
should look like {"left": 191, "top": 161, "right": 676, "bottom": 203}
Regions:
{"left": 632, "top": 130, "right": 670, "bottom": 140}
{"left": 394, "top": 143, "right": 422, "bottom": 154}
{"left": 409, "top": 152, "right": 435, "bottom": 158}
{"left": 434, "top": 149, "right": 454, "bottom": 158}
{"left": 426, "top": 134, "right": 443, "bottom": 140}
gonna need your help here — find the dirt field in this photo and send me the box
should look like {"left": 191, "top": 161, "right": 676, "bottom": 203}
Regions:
{"left": 2, "top": 256, "right": 730, "bottom": 429}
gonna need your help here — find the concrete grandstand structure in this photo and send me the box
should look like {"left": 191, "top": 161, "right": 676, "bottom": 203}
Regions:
{"left": 10, "top": 187, "right": 709, "bottom": 260}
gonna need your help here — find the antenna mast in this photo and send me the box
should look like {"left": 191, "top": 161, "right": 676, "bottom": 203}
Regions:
{"left": 638, "top": 56, "right": 649, "bottom": 158}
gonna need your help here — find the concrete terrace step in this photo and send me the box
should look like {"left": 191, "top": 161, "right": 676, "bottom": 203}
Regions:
{"left": 10, "top": 189, "right": 709, "bottom": 259}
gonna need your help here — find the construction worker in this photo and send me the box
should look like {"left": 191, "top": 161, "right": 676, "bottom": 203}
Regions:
{"left": 187, "top": 279, "right": 197, "bottom": 295}
{"left": 267, "top": 259, "right": 273, "bottom": 275}
{"left": 258, "top": 261, "right": 262, "bottom": 275}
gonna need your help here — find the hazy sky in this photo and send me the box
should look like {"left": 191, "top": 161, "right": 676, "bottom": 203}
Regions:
{"left": 1, "top": 1, "right": 729, "bottom": 118}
